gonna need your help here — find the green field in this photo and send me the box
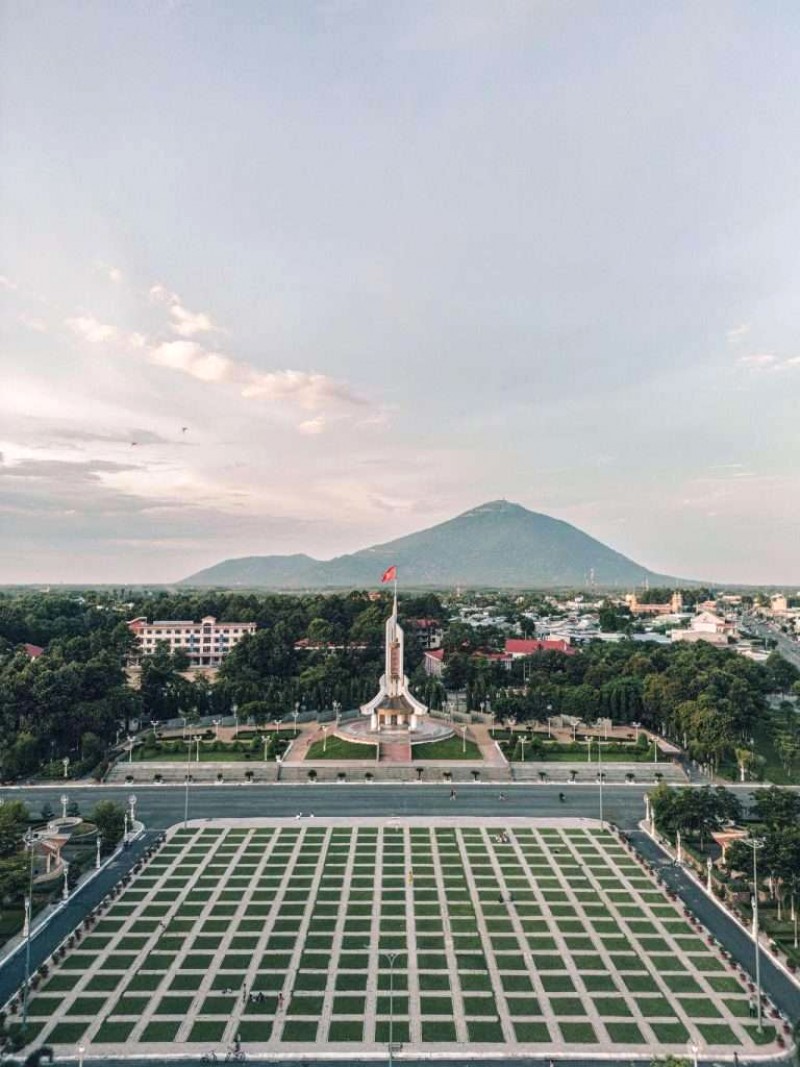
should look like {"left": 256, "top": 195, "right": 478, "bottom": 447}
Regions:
{"left": 12, "top": 820, "right": 775, "bottom": 1059}
{"left": 412, "top": 736, "right": 482, "bottom": 760}
{"left": 305, "top": 736, "right": 376, "bottom": 760}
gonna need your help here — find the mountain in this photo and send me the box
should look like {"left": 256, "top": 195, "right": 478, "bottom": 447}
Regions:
{"left": 180, "top": 500, "right": 682, "bottom": 589}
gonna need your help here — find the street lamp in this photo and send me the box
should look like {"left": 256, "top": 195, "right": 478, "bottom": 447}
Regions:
{"left": 212, "top": 718, "right": 221, "bottom": 740}
{"left": 462, "top": 726, "right": 467, "bottom": 754}
{"left": 123, "top": 811, "right": 129, "bottom": 841}
{"left": 597, "top": 738, "right": 605, "bottom": 829}
{"left": 323, "top": 724, "right": 329, "bottom": 753}
{"left": 184, "top": 737, "right": 192, "bottom": 827}
{"left": 60, "top": 794, "right": 69, "bottom": 820}
{"left": 382, "top": 951, "right": 403, "bottom": 1063}
{"left": 128, "top": 793, "right": 137, "bottom": 827}
{"left": 748, "top": 836, "right": 765, "bottom": 1032}
{"left": 585, "top": 737, "right": 593, "bottom": 763}
{"left": 706, "top": 856, "right": 713, "bottom": 893}
{"left": 232, "top": 702, "right": 239, "bottom": 737}
{"left": 263, "top": 735, "right": 270, "bottom": 762}
{"left": 293, "top": 703, "right": 300, "bottom": 736}
{"left": 194, "top": 733, "right": 203, "bottom": 763}
{"left": 572, "top": 720, "right": 581, "bottom": 742}
{"left": 21, "top": 830, "right": 35, "bottom": 1036}
{"left": 547, "top": 716, "right": 553, "bottom": 739}
{"left": 519, "top": 736, "right": 527, "bottom": 763}
{"left": 127, "top": 735, "right": 135, "bottom": 763}
{"left": 96, "top": 835, "right": 103, "bottom": 870}
{"left": 688, "top": 1040, "right": 699, "bottom": 1067}
{"left": 78, "top": 1044, "right": 85, "bottom": 1067}
{"left": 61, "top": 756, "right": 70, "bottom": 779}
{"left": 62, "top": 860, "right": 70, "bottom": 903}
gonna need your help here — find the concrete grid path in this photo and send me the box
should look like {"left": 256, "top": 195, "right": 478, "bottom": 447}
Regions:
{"left": 12, "top": 817, "right": 792, "bottom": 1063}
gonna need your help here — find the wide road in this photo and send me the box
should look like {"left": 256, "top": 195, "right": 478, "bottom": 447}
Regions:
{"left": 743, "top": 615, "right": 800, "bottom": 672}
{"left": 2, "top": 783, "right": 648, "bottom": 831}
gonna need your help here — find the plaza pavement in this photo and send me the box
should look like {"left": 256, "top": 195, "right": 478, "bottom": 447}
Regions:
{"left": 11, "top": 817, "right": 789, "bottom": 1063}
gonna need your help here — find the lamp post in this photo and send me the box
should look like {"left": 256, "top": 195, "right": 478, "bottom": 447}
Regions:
{"left": 519, "top": 736, "right": 527, "bottom": 762}
{"left": 128, "top": 793, "right": 137, "bottom": 827}
{"left": 631, "top": 721, "right": 641, "bottom": 743}
{"left": 60, "top": 793, "right": 69, "bottom": 820}
{"left": 184, "top": 737, "right": 192, "bottom": 827}
{"left": 263, "top": 735, "right": 270, "bottom": 762}
{"left": 748, "top": 836, "right": 765, "bottom": 1032}
{"left": 232, "top": 703, "right": 239, "bottom": 738}
{"left": 61, "top": 756, "right": 70, "bottom": 779}
{"left": 676, "top": 830, "right": 683, "bottom": 864}
{"left": 123, "top": 811, "right": 129, "bottom": 841}
{"left": 688, "top": 1040, "right": 699, "bottom": 1067}
{"left": 585, "top": 737, "right": 592, "bottom": 763}
{"left": 21, "top": 829, "right": 35, "bottom": 1036}
{"left": 597, "top": 738, "right": 605, "bottom": 829}
{"left": 212, "top": 718, "right": 221, "bottom": 740}
{"left": 382, "top": 951, "right": 402, "bottom": 1063}
{"left": 195, "top": 733, "right": 202, "bottom": 763}
{"left": 706, "top": 856, "right": 713, "bottom": 893}
{"left": 78, "top": 1043, "right": 85, "bottom": 1067}
{"left": 96, "top": 835, "right": 103, "bottom": 870}
{"left": 127, "top": 735, "right": 135, "bottom": 763}
{"left": 323, "top": 724, "right": 329, "bottom": 753}
{"left": 293, "top": 703, "right": 300, "bottom": 736}
{"left": 62, "top": 860, "right": 70, "bottom": 903}
{"left": 644, "top": 793, "right": 652, "bottom": 831}
{"left": 462, "top": 726, "right": 467, "bottom": 754}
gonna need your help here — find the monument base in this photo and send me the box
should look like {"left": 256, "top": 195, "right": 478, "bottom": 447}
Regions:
{"left": 335, "top": 718, "right": 453, "bottom": 747}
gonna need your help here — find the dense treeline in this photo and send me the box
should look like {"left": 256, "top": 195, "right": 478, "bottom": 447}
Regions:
{"left": 0, "top": 589, "right": 796, "bottom": 782}
{"left": 0, "top": 594, "right": 139, "bottom": 780}
{"left": 488, "top": 641, "right": 797, "bottom": 772}
{"left": 0, "top": 590, "right": 444, "bottom": 780}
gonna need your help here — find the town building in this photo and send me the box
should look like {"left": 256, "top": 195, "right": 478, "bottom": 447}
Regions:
{"left": 670, "top": 610, "right": 737, "bottom": 647}
{"left": 624, "top": 591, "right": 683, "bottom": 615}
{"left": 127, "top": 616, "right": 256, "bottom": 667}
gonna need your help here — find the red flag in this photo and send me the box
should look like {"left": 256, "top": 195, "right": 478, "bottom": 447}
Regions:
{"left": 381, "top": 565, "right": 397, "bottom": 584}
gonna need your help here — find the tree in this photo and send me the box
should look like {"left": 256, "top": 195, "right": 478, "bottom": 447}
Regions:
{"left": 90, "top": 800, "right": 125, "bottom": 845}
{"left": 752, "top": 786, "right": 800, "bottom": 830}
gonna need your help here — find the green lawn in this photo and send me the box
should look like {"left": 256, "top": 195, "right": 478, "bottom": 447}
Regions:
{"left": 413, "top": 736, "right": 482, "bottom": 760}
{"left": 305, "top": 735, "right": 377, "bottom": 760}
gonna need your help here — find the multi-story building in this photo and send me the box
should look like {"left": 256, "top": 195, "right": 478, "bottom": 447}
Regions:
{"left": 127, "top": 616, "right": 256, "bottom": 667}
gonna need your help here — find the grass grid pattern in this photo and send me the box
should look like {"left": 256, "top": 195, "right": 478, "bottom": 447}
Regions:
{"left": 19, "top": 821, "right": 772, "bottom": 1055}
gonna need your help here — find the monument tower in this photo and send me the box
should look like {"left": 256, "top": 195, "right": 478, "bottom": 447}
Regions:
{"left": 360, "top": 566, "right": 429, "bottom": 733}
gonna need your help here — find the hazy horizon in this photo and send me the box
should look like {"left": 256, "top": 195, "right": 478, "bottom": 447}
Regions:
{"left": 2, "top": 2, "right": 799, "bottom": 585}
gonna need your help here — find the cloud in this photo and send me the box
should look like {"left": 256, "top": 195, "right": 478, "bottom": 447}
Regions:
{"left": 298, "top": 416, "right": 326, "bottom": 435}
{"left": 242, "top": 369, "right": 366, "bottom": 410}
{"left": 65, "top": 315, "right": 118, "bottom": 343}
{"left": 737, "top": 352, "right": 799, "bottom": 371}
{"left": 0, "top": 275, "right": 18, "bottom": 291}
{"left": 737, "top": 353, "right": 775, "bottom": 367}
{"left": 19, "top": 314, "right": 48, "bottom": 333}
{"left": 170, "top": 302, "right": 216, "bottom": 337}
{"left": 148, "top": 281, "right": 218, "bottom": 336}
{"left": 148, "top": 340, "right": 233, "bottom": 383}
{"left": 726, "top": 323, "right": 750, "bottom": 344}
{"left": 148, "top": 283, "right": 178, "bottom": 305}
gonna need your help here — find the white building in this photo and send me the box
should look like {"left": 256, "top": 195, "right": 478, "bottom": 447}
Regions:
{"left": 127, "top": 616, "right": 256, "bottom": 667}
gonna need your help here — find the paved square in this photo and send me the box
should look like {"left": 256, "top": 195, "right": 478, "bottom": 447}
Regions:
{"left": 16, "top": 817, "right": 780, "bottom": 1060}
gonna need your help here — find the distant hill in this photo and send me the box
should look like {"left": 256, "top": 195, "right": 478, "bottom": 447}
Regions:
{"left": 180, "top": 500, "right": 684, "bottom": 589}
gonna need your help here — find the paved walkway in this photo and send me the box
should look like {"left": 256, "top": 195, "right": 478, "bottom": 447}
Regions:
{"left": 13, "top": 818, "right": 788, "bottom": 1062}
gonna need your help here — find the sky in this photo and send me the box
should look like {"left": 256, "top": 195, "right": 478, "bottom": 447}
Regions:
{"left": 1, "top": 0, "right": 799, "bottom": 586}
